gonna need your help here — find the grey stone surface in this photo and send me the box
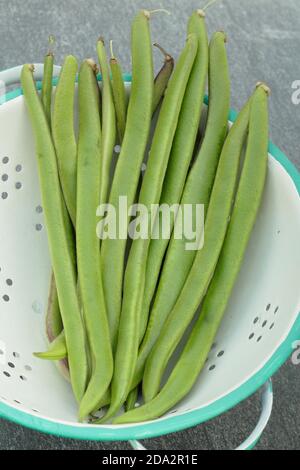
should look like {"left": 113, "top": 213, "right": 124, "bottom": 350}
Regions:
{"left": 0, "top": 0, "right": 299, "bottom": 450}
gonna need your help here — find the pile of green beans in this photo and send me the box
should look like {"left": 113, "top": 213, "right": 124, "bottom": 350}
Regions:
{"left": 98, "top": 32, "right": 198, "bottom": 424}
{"left": 135, "top": 28, "right": 228, "bottom": 387}
{"left": 101, "top": 10, "right": 154, "bottom": 352}
{"left": 114, "top": 83, "right": 269, "bottom": 423}
{"left": 22, "top": 9, "right": 270, "bottom": 423}
{"left": 143, "top": 88, "right": 248, "bottom": 402}
{"left": 139, "top": 10, "right": 208, "bottom": 344}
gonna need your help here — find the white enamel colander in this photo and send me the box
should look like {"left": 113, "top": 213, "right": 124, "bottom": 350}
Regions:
{"left": 0, "top": 65, "right": 299, "bottom": 450}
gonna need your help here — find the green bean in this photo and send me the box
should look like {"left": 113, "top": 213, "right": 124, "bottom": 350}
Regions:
{"left": 142, "top": 87, "right": 248, "bottom": 403}
{"left": 139, "top": 10, "right": 208, "bottom": 344}
{"left": 34, "top": 330, "right": 67, "bottom": 360}
{"left": 76, "top": 60, "right": 113, "bottom": 421}
{"left": 152, "top": 43, "right": 174, "bottom": 114}
{"left": 41, "top": 49, "right": 65, "bottom": 348}
{"left": 41, "top": 52, "right": 53, "bottom": 127}
{"left": 109, "top": 41, "right": 128, "bottom": 142}
{"left": 125, "top": 387, "right": 139, "bottom": 412}
{"left": 97, "top": 38, "right": 116, "bottom": 204}
{"left": 101, "top": 10, "right": 154, "bottom": 351}
{"left": 28, "top": 54, "right": 75, "bottom": 367}
{"left": 134, "top": 31, "right": 229, "bottom": 388}
{"left": 41, "top": 51, "right": 64, "bottom": 344}
{"left": 114, "top": 84, "right": 269, "bottom": 423}
{"left": 52, "top": 55, "right": 78, "bottom": 226}
{"left": 21, "top": 64, "right": 88, "bottom": 402}
{"left": 40, "top": 56, "right": 78, "bottom": 362}
{"left": 97, "top": 33, "right": 198, "bottom": 424}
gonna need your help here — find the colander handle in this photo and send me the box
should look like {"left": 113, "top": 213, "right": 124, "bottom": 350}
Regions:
{"left": 129, "top": 379, "right": 273, "bottom": 451}
{"left": 235, "top": 379, "right": 273, "bottom": 450}
{"left": 0, "top": 64, "right": 61, "bottom": 87}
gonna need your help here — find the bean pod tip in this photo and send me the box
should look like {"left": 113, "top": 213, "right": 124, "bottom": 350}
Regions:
{"left": 256, "top": 81, "right": 271, "bottom": 96}
{"left": 143, "top": 9, "right": 151, "bottom": 19}
{"left": 196, "top": 9, "right": 206, "bottom": 17}
{"left": 86, "top": 58, "right": 99, "bottom": 74}
{"left": 219, "top": 30, "right": 228, "bottom": 43}
{"left": 65, "top": 54, "right": 78, "bottom": 66}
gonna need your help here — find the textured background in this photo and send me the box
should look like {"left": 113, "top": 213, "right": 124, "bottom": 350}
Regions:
{"left": 0, "top": 0, "right": 299, "bottom": 450}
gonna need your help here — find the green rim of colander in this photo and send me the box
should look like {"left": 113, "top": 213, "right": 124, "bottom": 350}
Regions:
{"left": 0, "top": 79, "right": 299, "bottom": 442}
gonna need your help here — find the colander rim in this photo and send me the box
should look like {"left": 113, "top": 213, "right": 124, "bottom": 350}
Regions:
{"left": 0, "top": 79, "right": 299, "bottom": 442}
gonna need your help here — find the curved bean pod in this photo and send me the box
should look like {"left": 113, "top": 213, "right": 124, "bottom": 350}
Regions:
{"left": 139, "top": 10, "right": 208, "bottom": 344}
{"left": 152, "top": 43, "right": 174, "bottom": 114}
{"left": 114, "top": 84, "right": 269, "bottom": 423}
{"left": 41, "top": 57, "right": 78, "bottom": 361}
{"left": 97, "top": 38, "right": 116, "bottom": 204}
{"left": 101, "top": 10, "right": 154, "bottom": 350}
{"left": 109, "top": 41, "right": 128, "bottom": 142}
{"left": 97, "top": 33, "right": 198, "bottom": 423}
{"left": 41, "top": 54, "right": 64, "bottom": 345}
{"left": 134, "top": 31, "right": 229, "bottom": 388}
{"left": 52, "top": 55, "right": 78, "bottom": 226}
{"left": 21, "top": 64, "right": 88, "bottom": 402}
{"left": 76, "top": 60, "right": 113, "bottom": 420}
{"left": 41, "top": 50, "right": 65, "bottom": 350}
